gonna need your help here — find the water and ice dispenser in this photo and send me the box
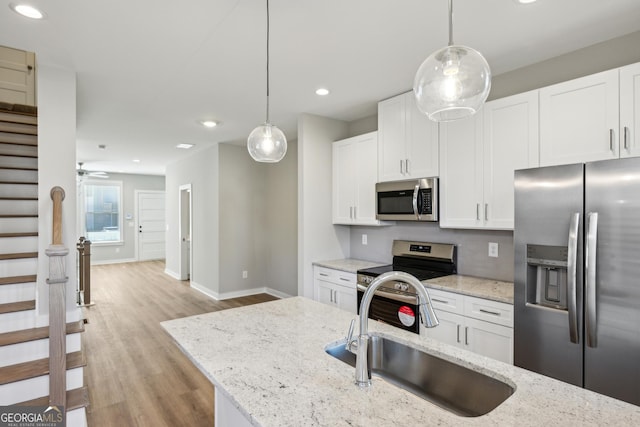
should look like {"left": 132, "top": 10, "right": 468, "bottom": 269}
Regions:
{"left": 526, "top": 244, "right": 569, "bottom": 310}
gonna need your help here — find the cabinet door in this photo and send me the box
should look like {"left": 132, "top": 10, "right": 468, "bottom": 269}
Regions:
{"left": 378, "top": 95, "right": 407, "bottom": 182}
{"left": 335, "top": 286, "right": 357, "bottom": 314}
{"left": 540, "top": 69, "right": 619, "bottom": 166}
{"left": 439, "top": 114, "right": 484, "bottom": 228}
{"left": 464, "top": 317, "right": 514, "bottom": 364}
{"left": 315, "top": 279, "right": 335, "bottom": 307}
{"left": 483, "top": 91, "right": 539, "bottom": 229}
{"left": 405, "top": 92, "right": 439, "bottom": 178}
{"left": 353, "top": 133, "right": 379, "bottom": 225}
{"left": 422, "top": 310, "right": 465, "bottom": 349}
{"left": 332, "top": 139, "right": 356, "bottom": 224}
{"left": 620, "top": 62, "right": 640, "bottom": 158}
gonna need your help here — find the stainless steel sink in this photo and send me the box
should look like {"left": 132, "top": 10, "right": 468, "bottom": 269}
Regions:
{"left": 325, "top": 335, "right": 514, "bottom": 417}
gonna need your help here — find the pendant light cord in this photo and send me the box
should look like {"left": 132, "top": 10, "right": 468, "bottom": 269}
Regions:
{"left": 448, "top": 0, "right": 453, "bottom": 46}
{"left": 266, "top": 0, "right": 271, "bottom": 124}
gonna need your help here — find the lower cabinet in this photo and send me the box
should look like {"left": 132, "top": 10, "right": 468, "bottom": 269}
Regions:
{"left": 422, "top": 288, "right": 514, "bottom": 364}
{"left": 313, "top": 266, "right": 357, "bottom": 314}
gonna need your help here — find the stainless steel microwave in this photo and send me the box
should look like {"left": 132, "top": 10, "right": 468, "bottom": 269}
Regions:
{"left": 375, "top": 178, "right": 438, "bottom": 221}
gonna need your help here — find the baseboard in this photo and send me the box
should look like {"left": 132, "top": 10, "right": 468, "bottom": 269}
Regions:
{"left": 90, "top": 258, "right": 137, "bottom": 266}
{"left": 190, "top": 281, "right": 291, "bottom": 301}
{"left": 164, "top": 268, "right": 181, "bottom": 280}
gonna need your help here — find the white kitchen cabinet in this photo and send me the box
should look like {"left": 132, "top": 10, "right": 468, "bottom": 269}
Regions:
{"left": 313, "top": 266, "right": 357, "bottom": 314}
{"left": 540, "top": 69, "right": 619, "bottom": 166}
{"left": 422, "top": 288, "right": 514, "bottom": 364}
{"left": 333, "top": 132, "right": 387, "bottom": 226}
{"left": 620, "top": 62, "right": 640, "bottom": 159}
{"left": 439, "top": 90, "right": 539, "bottom": 229}
{"left": 378, "top": 91, "right": 439, "bottom": 182}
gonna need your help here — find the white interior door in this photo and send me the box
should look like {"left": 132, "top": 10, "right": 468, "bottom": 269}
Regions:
{"left": 137, "top": 191, "right": 166, "bottom": 261}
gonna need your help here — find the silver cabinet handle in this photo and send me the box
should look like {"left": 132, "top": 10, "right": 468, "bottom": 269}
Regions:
{"left": 476, "top": 203, "right": 480, "bottom": 221}
{"left": 406, "top": 159, "right": 410, "bottom": 175}
{"left": 484, "top": 203, "right": 488, "bottom": 221}
{"left": 464, "top": 326, "right": 469, "bottom": 346}
{"left": 349, "top": 206, "right": 352, "bottom": 219}
{"left": 319, "top": 273, "right": 329, "bottom": 277}
{"left": 609, "top": 129, "right": 615, "bottom": 152}
{"left": 624, "top": 126, "right": 630, "bottom": 150}
{"left": 412, "top": 184, "right": 420, "bottom": 220}
{"left": 339, "top": 277, "right": 350, "bottom": 282}
{"left": 586, "top": 212, "right": 598, "bottom": 348}
{"left": 479, "top": 308, "right": 500, "bottom": 316}
{"left": 400, "top": 159, "right": 404, "bottom": 174}
{"left": 431, "top": 298, "right": 449, "bottom": 304}
{"left": 567, "top": 212, "right": 580, "bottom": 344}
{"left": 353, "top": 206, "right": 357, "bottom": 220}
{"left": 456, "top": 324, "right": 461, "bottom": 343}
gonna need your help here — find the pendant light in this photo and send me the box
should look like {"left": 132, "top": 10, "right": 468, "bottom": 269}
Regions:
{"left": 413, "top": 0, "right": 491, "bottom": 122}
{"left": 247, "top": 0, "right": 287, "bottom": 162}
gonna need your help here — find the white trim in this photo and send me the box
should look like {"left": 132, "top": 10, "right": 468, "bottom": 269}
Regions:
{"left": 164, "top": 268, "right": 181, "bottom": 280}
{"left": 190, "top": 281, "right": 290, "bottom": 301}
{"left": 178, "top": 183, "right": 193, "bottom": 281}
{"left": 90, "top": 257, "right": 138, "bottom": 266}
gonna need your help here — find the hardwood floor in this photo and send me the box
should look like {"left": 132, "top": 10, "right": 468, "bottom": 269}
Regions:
{"left": 82, "top": 260, "right": 277, "bottom": 426}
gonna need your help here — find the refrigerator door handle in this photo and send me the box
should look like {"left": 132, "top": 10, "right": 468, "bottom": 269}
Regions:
{"left": 586, "top": 212, "right": 599, "bottom": 348}
{"left": 567, "top": 212, "right": 580, "bottom": 344}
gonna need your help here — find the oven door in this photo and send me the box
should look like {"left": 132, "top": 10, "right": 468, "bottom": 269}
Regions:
{"left": 357, "top": 286, "right": 420, "bottom": 334}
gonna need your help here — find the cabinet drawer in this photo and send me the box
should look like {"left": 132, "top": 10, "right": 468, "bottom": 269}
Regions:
{"left": 314, "top": 267, "right": 356, "bottom": 287}
{"left": 427, "top": 288, "right": 464, "bottom": 315}
{"left": 464, "top": 296, "right": 513, "bottom": 328}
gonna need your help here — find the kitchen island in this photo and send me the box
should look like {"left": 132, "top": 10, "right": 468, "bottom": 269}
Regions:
{"left": 161, "top": 297, "right": 640, "bottom": 426}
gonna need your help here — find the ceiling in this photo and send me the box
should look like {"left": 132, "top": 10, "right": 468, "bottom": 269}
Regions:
{"left": 2, "top": 0, "right": 640, "bottom": 175}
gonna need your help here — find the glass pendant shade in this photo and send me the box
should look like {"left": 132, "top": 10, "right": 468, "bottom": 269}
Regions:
{"left": 247, "top": 122, "right": 287, "bottom": 162}
{"left": 414, "top": 45, "right": 491, "bottom": 122}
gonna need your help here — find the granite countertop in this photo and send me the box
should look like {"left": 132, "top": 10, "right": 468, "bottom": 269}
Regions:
{"left": 312, "top": 258, "right": 387, "bottom": 273}
{"left": 425, "top": 275, "right": 514, "bottom": 304}
{"left": 314, "top": 258, "right": 514, "bottom": 305}
{"left": 162, "top": 297, "right": 640, "bottom": 427}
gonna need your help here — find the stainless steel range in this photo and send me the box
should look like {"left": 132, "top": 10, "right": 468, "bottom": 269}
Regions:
{"left": 356, "top": 240, "right": 456, "bottom": 334}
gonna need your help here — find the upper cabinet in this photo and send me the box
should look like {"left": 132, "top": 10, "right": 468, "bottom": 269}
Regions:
{"left": 378, "top": 91, "right": 439, "bottom": 182}
{"left": 439, "top": 91, "right": 539, "bottom": 229}
{"left": 333, "top": 132, "right": 389, "bottom": 226}
{"left": 540, "top": 69, "right": 619, "bottom": 166}
{"left": 620, "top": 62, "right": 640, "bottom": 158}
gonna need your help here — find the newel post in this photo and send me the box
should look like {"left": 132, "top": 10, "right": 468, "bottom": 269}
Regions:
{"left": 47, "top": 186, "right": 68, "bottom": 408}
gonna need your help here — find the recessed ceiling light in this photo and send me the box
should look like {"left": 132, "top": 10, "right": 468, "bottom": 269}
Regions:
{"left": 201, "top": 120, "right": 218, "bottom": 128}
{"left": 10, "top": 3, "right": 45, "bottom": 19}
{"left": 133, "top": 159, "right": 141, "bottom": 163}
{"left": 515, "top": 0, "right": 537, "bottom": 4}
{"left": 315, "top": 88, "right": 330, "bottom": 96}
{"left": 176, "top": 143, "right": 195, "bottom": 149}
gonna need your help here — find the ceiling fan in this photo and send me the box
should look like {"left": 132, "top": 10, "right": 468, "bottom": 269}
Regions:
{"left": 77, "top": 162, "right": 109, "bottom": 180}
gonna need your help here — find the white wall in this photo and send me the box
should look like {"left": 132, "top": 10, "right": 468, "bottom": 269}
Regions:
{"left": 297, "top": 114, "right": 350, "bottom": 298}
{"left": 84, "top": 173, "right": 165, "bottom": 264}
{"left": 165, "top": 145, "right": 220, "bottom": 296}
{"left": 36, "top": 63, "right": 79, "bottom": 323}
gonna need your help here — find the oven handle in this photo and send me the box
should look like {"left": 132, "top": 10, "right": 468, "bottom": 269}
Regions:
{"left": 412, "top": 184, "right": 420, "bottom": 220}
{"left": 357, "top": 284, "right": 419, "bottom": 305}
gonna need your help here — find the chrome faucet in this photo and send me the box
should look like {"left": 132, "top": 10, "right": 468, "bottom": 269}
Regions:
{"left": 346, "top": 271, "right": 439, "bottom": 388}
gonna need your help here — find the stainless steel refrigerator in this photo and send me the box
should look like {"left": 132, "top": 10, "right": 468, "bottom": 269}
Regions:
{"left": 514, "top": 158, "right": 640, "bottom": 406}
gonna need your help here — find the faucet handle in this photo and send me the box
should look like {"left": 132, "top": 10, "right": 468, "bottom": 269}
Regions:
{"left": 345, "top": 319, "right": 357, "bottom": 353}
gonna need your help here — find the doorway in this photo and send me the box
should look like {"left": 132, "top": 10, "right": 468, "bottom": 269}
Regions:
{"left": 136, "top": 190, "right": 166, "bottom": 261}
{"left": 179, "top": 184, "right": 192, "bottom": 281}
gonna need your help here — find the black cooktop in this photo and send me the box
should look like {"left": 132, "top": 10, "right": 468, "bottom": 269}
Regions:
{"left": 357, "top": 264, "right": 452, "bottom": 281}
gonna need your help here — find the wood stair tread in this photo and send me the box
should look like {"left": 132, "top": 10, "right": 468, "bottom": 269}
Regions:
{"left": 0, "top": 122, "right": 37, "bottom": 136}
{"left": 0, "top": 180, "right": 37, "bottom": 185}
{"left": 18, "top": 386, "right": 89, "bottom": 411}
{"left": 0, "top": 252, "right": 38, "bottom": 260}
{"left": 0, "top": 166, "right": 38, "bottom": 171}
{"left": 0, "top": 132, "right": 38, "bottom": 146}
{"left": 0, "top": 320, "right": 84, "bottom": 347}
{"left": 0, "top": 274, "right": 37, "bottom": 285}
{"left": 0, "top": 102, "right": 37, "bottom": 116}
{"left": 0, "top": 214, "right": 38, "bottom": 218}
{"left": 0, "top": 232, "right": 38, "bottom": 237}
{"left": 0, "top": 351, "right": 86, "bottom": 385}
{"left": 0, "top": 300, "right": 36, "bottom": 314}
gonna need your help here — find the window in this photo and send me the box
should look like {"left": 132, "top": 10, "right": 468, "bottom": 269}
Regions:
{"left": 82, "top": 181, "right": 123, "bottom": 243}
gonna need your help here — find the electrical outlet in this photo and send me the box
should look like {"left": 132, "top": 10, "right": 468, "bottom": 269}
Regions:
{"left": 115, "top": 247, "right": 120, "bottom": 253}
{"left": 488, "top": 242, "right": 499, "bottom": 258}
{"left": 362, "top": 234, "right": 368, "bottom": 245}
{"left": 242, "top": 271, "right": 248, "bottom": 279}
